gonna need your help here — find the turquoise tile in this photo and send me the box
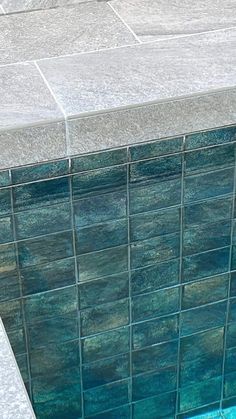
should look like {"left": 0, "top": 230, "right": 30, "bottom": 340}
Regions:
{"left": 132, "top": 365, "right": 177, "bottom": 401}
{"left": 229, "top": 298, "right": 236, "bottom": 323}
{"left": 223, "top": 406, "right": 236, "bottom": 418}
{"left": 130, "top": 154, "right": 182, "bottom": 183}
{"left": 184, "top": 197, "right": 232, "bottom": 227}
{"left": 131, "top": 232, "right": 180, "bottom": 269}
{"left": 182, "top": 274, "right": 229, "bottom": 310}
{"left": 130, "top": 207, "right": 180, "bottom": 242}
{"left": 129, "top": 136, "right": 183, "bottom": 161}
{"left": 188, "top": 409, "right": 221, "bottom": 419}
{"left": 179, "top": 376, "right": 222, "bottom": 413}
{"left": 72, "top": 165, "right": 127, "bottom": 199}
{"left": 16, "top": 353, "right": 29, "bottom": 384}
{"left": 72, "top": 148, "right": 127, "bottom": 173}
{"left": 132, "top": 340, "right": 178, "bottom": 375}
{"left": 7, "top": 328, "right": 26, "bottom": 355}
{"left": 133, "top": 390, "right": 176, "bottom": 419}
{"left": 226, "top": 322, "right": 236, "bottom": 348}
{"left": 83, "top": 379, "right": 129, "bottom": 416}
{"left": 182, "top": 247, "right": 230, "bottom": 283}
{"left": 18, "top": 230, "right": 74, "bottom": 268}
{"left": 225, "top": 347, "right": 236, "bottom": 374}
{"left": 180, "top": 301, "right": 227, "bottom": 337}
{"left": 230, "top": 272, "right": 236, "bottom": 297}
{"left": 0, "top": 271, "right": 20, "bottom": 302}
{"left": 0, "top": 299, "right": 23, "bottom": 330}
{"left": 82, "top": 327, "right": 130, "bottom": 363}
{"left": 0, "top": 242, "right": 17, "bottom": 275}
{"left": 177, "top": 403, "right": 221, "bottom": 418}
{"left": 12, "top": 159, "right": 69, "bottom": 185}
{"left": 87, "top": 404, "right": 130, "bottom": 419}
{"left": 0, "top": 170, "right": 10, "bottom": 187}
{"left": 0, "top": 215, "right": 13, "bottom": 244}
{"left": 74, "top": 190, "right": 127, "bottom": 227}
{"left": 131, "top": 259, "right": 179, "bottom": 296}
{"left": 81, "top": 298, "right": 129, "bottom": 337}
{"left": 130, "top": 177, "right": 181, "bottom": 214}
{"left": 230, "top": 247, "right": 236, "bottom": 270}
{"left": 183, "top": 220, "right": 231, "bottom": 256}
{"left": 75, "top": 218, "right": 128, "bottom": 254}
{"left": 180, "top": 328, "right": 224, "bottom": 362}
{"left": 185, "top": 126, "right": 236, "bottom": 150}
{"left": 0, "top": 188, "right": 11, "bottom": 215}
{"left": 21, "top": 257, "right": 76, "bottom": 296}
{"left": 132, "top": 314, "right": 179, "bottom": 349}
{"left": 78, "top": 245, "right": 128, "bottom": 282}
{"left": 13, "top": 177, "right": 70, "bottom": 212}
{"left": 79, "top": 272, "right": 129, "bottom": 309}
{"left": 184, "top": 168, "right": 234, "bottom": 203}
{"left": 180, "top": 353, "right": 223, "bottom": 386}
{"left": 132, "top": 287, "right": 180, "bottom": 322}
{"left": 185, "top": 143, "right": 235, "bottom": 175}
{"left": 224, "top": 371, "right": 236, "bottom": 398}
{"left": 82, "top": 353, "right": 129, "bottom": 389}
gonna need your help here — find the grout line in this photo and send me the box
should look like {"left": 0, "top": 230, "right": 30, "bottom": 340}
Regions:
{"left": 108, "top": 2, "right": 142, "bottom": 44}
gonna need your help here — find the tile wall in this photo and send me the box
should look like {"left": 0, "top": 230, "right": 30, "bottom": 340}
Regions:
{"left": 1, "top": 125, "right": 236, "bottom": 418}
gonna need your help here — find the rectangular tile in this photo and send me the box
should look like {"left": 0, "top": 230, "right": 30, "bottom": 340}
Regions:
{"left": 0, "top": 299, "right": 23, "bottom": 331}
{"left": 185, "top": 143, "right": 235, "bottom": 175}
{"left": 132, "top": 340, "right": 178, "bottom": 375}
{"left": 12, "top": 159, "right": 69, "bottom": 185}
{"left": 129, "top": 136, "right": 183, "bottom": 161}
{"left": 180, "top": 328, "right": 224, "bottom": 362}
{"left": 130, "top": 154, "right": 182, "bottom": 183}
{"left": 133, "top": 391, "right": 176, "bottom": 419}
{"left": 229, "top": 298, "right": 236, "bottom": 323}
{"left": 0, "top": 188, "right": 11, "bottom": 215}
{"left": 186, "top": 126, "right": 236, "bottom": 150}
{"left": 87, "top": 404, "right": 130, "bottom": 419}
{"left": 179, "top": 376, "right": 222, "bottom": 413}
{"left": 0, "top": 215, "right": 13, "bottom": 244}
{"left": 16, "top": 353, "right": 29, "bottom": 384}
{"left": 225, "top": 347, "right": 236, "bottom": 374}
{"left": 230, "top": 271, "right": 236, "bottom": 297}
{"left": 227, "top": 322, "right": 236, "bottom": 349}
{"left": 184, "top": 196, "right": 232, "bottom": 227}
{"left": 0, "top": 170, "right": 10, "bottom": 187}
{"left": 224, "top": 372, "right": 236, "bottom": 399}
{"left": 0, "top": 271, "right": 20, "bottom": 302}
{"left": 7, "top": 328, "right": 26, "bottom": 355}
{"left": 180, "top": 353, "right": 223, "bottom": 387}
{"left": 0, "top": 242, "right": 17, "bottom": 275}
{"left": 72, "top": 148, "right": 127, "bottom": 173}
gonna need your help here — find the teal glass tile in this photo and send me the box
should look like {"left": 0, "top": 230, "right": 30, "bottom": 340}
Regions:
{"left": 79, "top": 272, "right": 129, "bottom": 309}
{"left": 129, "top": 136, "right": 183, "bottom": 161}
{"left": 72, "top": 165, "right": 127, "bottom": 199}
{"left": 12, "top": 159, "right": 69, "bottom": 185}
{"left": 0, "top": 215, "right": 13, "bottom": 244}
{"left": 7, "top": 328, "right": 26, "bottom": 355}
{"left": 21, "top": 257, "right": 76, "bottom": 296}
{"left": 182, "top": 274, "right": 229, "bottom": 310}
{"left": 182, "top": 247, "right": 230, "bottom": 283}
{"left": 184, "top": 168, "right": 234, "bottom": 203}
{"left": 87, "top": 404, "right": 130, "bottom": 419}
{"left": 72, "top": 148, "right": 127, "bottom": 173}
{"left": 77, "top": 245, "right": 128, "bottom": 282}
{"left": 18, "top": 230, "right": 73, "bottom": 268}
{"left": 183, "top": 220, "right": 231, "bottom": 256}
{"left": 0, "top": 170, "right": 10, "bottom": 187}
{"left": 130, "top": 207, "right": 180, "bottom": 242}
{"left": 0, "top": 188, "right": 11, "bottom": 215}
{"left": 0, "top": 242, "right": 17, "bottom": 275}
{"left": 15, "top": 202, "right": 71, "bottom": 240}
{"left": 185, "top": 126, "right": 236, "bottom": 150}
{"left": 185, "top": 143, "right": 235, "bottom": 175}
{"left": 229, "top": 298, "right": 236, "bottom": 323}
{"left": 83, "top": 379, "right": 129, "bottom": 417}
{"left": 130, "top": 177, "right": 181, "bottom": 214}
{"left": 132, "top": 314, "right": 179, "bottom": 349}
{"left": 180, "top": 353, "right": 223, "bottom": 386}
{"left": 24, "top": 286, "right": 77, "bottom": 324}
{"left": 177, "top": 403, "right": 221, "bottom": 419}
{"left": 180, "top": 328, "right": 224, "bottom": 362}
{"left": 82, "top": 327, "right": 130, "bottom": 363}
{"left": 81, "top": 298, "right": 129, "bottom": 337}
{"left": 224, "top": 371, "right": 236, "bottom": 398}
{"left": 179, "top": 376, "right": 222, "bottom": 413}
{"left": 0, "top": 271, "right": 20, "bottom": 302}
{"left": 227, "top": 322, "right": 236, "bottom": 348}
{"left": 131, "top": 232, "right": 180, "bottom": 269}
{"left": 132, "top": 287, "right": 180, "bottom": 322}
{"left": 225, "top": 347, "right": 236, "bottom": 374}
{"left": 180, "top": 301, "right": 227, "bottom": 337}
{"left": 230, "top": 247, "right": 236, "bottom": 270}
{"left": 0, "top": 299, "right": 23, "bottom": 330}
{"left": 132, "top": 340, "right": 178, "bottom": 375}
{"left": 74, "top": 190, "right": 127, "bottom": 228}
{"left": 184, "top": 197, "right": 232, "bottom": 227}
{"left": 16, "top": 353, "right": 29, "bottom": 383}
{"left": 133, "top": 390, "right": 176, "bottom": 419}
{"left": 130, "top": 154, "right": 182, "bottom": 183}
{"left": 13, "top": 177, "right": 70, "bottom": 212}
{"left": 131, "top": 259, "right": 179, "bottom": 296}
{"left": 75, "top": 218, "right": 128, "bottom": 254}
{"left": 83, "top": 353, "right": 129, "bottom": 389}
{"left": 132, "top": 366, "right": 177, "bottom": 401}
{"left": 230, "top": 271, "right": 236, "bottom": 297}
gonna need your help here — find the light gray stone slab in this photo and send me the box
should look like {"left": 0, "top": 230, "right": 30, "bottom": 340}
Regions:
{"left": 1, "top": 0, "right": 93, "bottom": 13}
{"left": 110, "top": 0, "right": 236, "bottom": 42}
{"left": 0, "top": 318, "right": 36, "bottom": 418}
{"left": 67, "top": 89, "right": 236, "bottom": 154}
{"left": 38, "top": 28, "right": 236, "bottom": 116}
{"left": 0, "top": 5, "right": 5, "bottom": 13}
{"left": 0, "top": 2, "right": 136, "bottom": 65}
{"left": 0, "top": 63, "right": 63, "bottom": 130}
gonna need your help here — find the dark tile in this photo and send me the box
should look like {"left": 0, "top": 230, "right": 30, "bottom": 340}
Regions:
{"left": 131, "top": 232, "right": 180, "bottom": 269}
{"left": 130, "top": 207, "right": 180, "bottom": 242}
{"left": 133, "top": 391, "right": 176, "bottom": 419}
{"left": 81, "top": 298, "right": 129, "bottom": 337}
{"left": 79, "top": 272, "right": 129, "bottom": 309}
{"left": 133, "top": 314, "right": 179, "bottom": 349}
{"left": 72, "top": 148, "right": 127, "bottom": 173}
{"left": 12, "top": 159, "right": 69, "bottom": 184}
{"left": 184, "top": 196, "right": 232, "bottom": 227}
{"left": 16, "top": 353, "right": 29, "bottom": 384}
{"left": 179, "top": 376, "right": 222, "bottom": 413}
{"left": 230, "top": 247, "right": 236, "bottom": 270}
{"left": 0, "top": 271, "right": 20, "bottom": 302}
{"left": 180, "top": 353, "right": 223, "bottom": 387}
{"left": 229, "top": 298, "right": 236, "bottom": 323}
{"left": 180, "top": 328, "right": 224, "bottom": 361}
{"left": 224, "top": 372, "right": 236, "bottom": 398}
{"left": 223, "top": 396, "right": 236, "bottom": 409}
{"left": 132, "top": 287, "right": 180, "bottom": 322}
{"left": 129, "top": 177, "right": 181, "bottom": 214}
{"left": 7, "top": 328, "right": 26, "bottom": 355}
{"left": 185, "top": 143, "right": 235, "bottom": 175}
{"left": 185, "top": 126, "right": 236, "bottom": 150}
{"left": 18, "top": 230, "right": 74, "bottom": 268}
{"left": 0, "top": 170, "right": 10, "bottom": 187}
{"left": 182, "top": 274, "right": 229, "bottom": 309}
{"left": 230, "top": 272, "right": 236, "bottom": 297}
{"left": 225, "top": 347, "right": 236, "bottom": 374}
{"left": 72, "top": 165, "right": 127, "bottom": 199}
{"left": 182, "top": 247, "right": 230, "bottom": 283}
{"left": 76, "top": 218, "right": 128, "bottom": 254}
{"left": 131, "top": 259, "right": 179, "bottom": 296}
{"left": 130, "top": 154, "right": 182, "bottom": 183}
{"left": 74, "top": 190, "right": 127, "bottom": 228}
{"left": 87, "top": 404, "right": 130, "bottom": 419}
{"left": 132, "top": 340, "right": 178, "bottom": 375}
{"left": 78, "top": 245, "right": 128, "bottom": 282}
{"left": 133, "top": 366, "right": 177, "bottom": 401}
{"left": 0, "top": 299, "right": 23, "bottom": 330}
{"left": 83, "top": 379, "right": 129, "bottom": 417}
{"left": 82, "top": 327, "right": 130, "bottom": 363}
{"left": 13, "top": 176, "right": 70, "bottom": 212}
{"left": 0, "top": 242, "right": 17, "bottom": 275}
{"left": 129, "top": 136, "right": 183, "bottom": 161}
{"left": 0, "top": 188, "right": 11, "bottom": 215}
{"left": 0, "top": 215, "right": 13, "bottom": 244}
{"left": 180, "top": 301, "right": 227, "bottom": 337}
{"left": 83, "top": 353, "right": 129, "bottom": 389}
{"left": 184, "top": 168, "right": 234, "bottom": 203}
{"left": 227, "top": 322, "right": 236, "bottom": 349}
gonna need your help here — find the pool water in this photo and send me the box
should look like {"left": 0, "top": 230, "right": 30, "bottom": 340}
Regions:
{"left": 194, "top": 407, "right": 236, "bottom": 418}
